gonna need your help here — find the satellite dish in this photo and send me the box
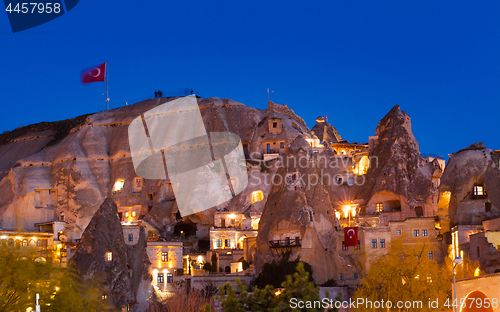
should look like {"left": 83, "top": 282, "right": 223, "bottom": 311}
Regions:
{"left": 59, "top": 235, "right": 67, "bottom": 243}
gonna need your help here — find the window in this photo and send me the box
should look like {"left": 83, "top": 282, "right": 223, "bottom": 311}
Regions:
{"left": 105, "top": 251, "right": 113, "bottom": 262}
{"left": 422, "top": 230, "right": 428, "bottom": 237}
{"left": 273, "top": 122, "right": 277, "bottom": 128}
{"left": 225, "top": 239, "right": 231, "bottom": 248}
{"left": 342, "top": 241, "right": 347, "bottom": 250}
{"left": 8, "top": 239, "right": 13, "bottom": 246}
{"left": 22, "top": 240, "right": 28, "bottom": 247}
{"left": 353, "top": 272, "right": 358, "bottom": 279}
{"left": 125, "top": 212, "right": 130, "bottom": 218}
{"left": 132, "top": 211, "right": 136, "bottom": 217}
{"left": 216, "top": 239, "right": 222, "bottom": 248}
{"left": 339, "top": 273, "right": 343, "bottom": 280}
{"left": 355, "top": 240, "right": 360, "bottom": 250}
{"left": 380, "top": 239, "right": 385, "bottom": 248}
{"left": 162, "top": 252, "right": 168, "bottom": 262}
{"left": 477, "top": 246, "right": 480, "bottom": 258}
{"left": 427, "top": 251, "right": 433, "bottom": 259}
{"left": 135, "top": 178, "right": 142, "bottom": 188}
{"left": 486, "top": 202, "right": 492, "bottom": 212}
{"left": 157, "top": 273, "right": 164, "bottom": 284}
{"left": 396, "top": 230, "right": 401, "bottom": 235}
{"left": 112, "top": 179, "right": 125, "bottom": 193}
{"left": 348, "top": 178, "right": 354, "bottom": 186}
{"left": 280, "top": 142, "right": 284, "bottom": 149}
{"left": 102, "top": 295, "right": 108, "bottom": 300}
{"left": 37, "top": 239, "right": 42, "bottom": 247}
{"left": 60, "top": 214, "right": 65, "bottom": 222}
{"left": 371, "top": 239, "right": 377, "bottom": 248}
{"left": 267, "top": 144, "right": 271, "bottom": 154}
{"left": 474, "top": 185, "right": 484, "bottom": 196}
{"left": 376, "top": 203, "right": 383, "bottom": 212}
{"left": 167, "top": 273, "right": 173, "bottom": 283}
{"left": 285, "top": 237, "right": 290, "bottom": 246}
{"left": 414, "top": 230, "right": 420, "bottom": 237}
{"left": 128, "top": 234, "right": 133, "bottom": 242}
{"left": 251, "top": 190, "right": 264, "bottom": 203}
{"left": 336, "top": 176, "right": 342, "bottom": 184}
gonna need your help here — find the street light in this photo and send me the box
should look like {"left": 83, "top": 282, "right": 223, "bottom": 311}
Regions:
{"left": 453, "top": 257, "right": 463, "bottom": 312}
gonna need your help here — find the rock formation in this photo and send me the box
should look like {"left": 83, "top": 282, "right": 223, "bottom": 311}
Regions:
{"left": 357, "top": 105, "right": 441, "bottom": 223}
{"left": 254, "top": 135, "right": 349, "bottom": 284}
{"left": 0, "top": 97, "right": 312, "bottom": 241}
{"left": 311, "top": 116, "right": 343, "bottom": 143}
{"left": 438, "top": 142, "right": 500, "bottom": 233}
{"left": 71, "top": 197, "right": 151, "bottom": 310}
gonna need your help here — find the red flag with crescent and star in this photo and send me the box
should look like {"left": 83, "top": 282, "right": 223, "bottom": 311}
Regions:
{"left": 81, "top": 62, "right": 106, "bottom": 84}
{"left": 344, "top": 226, "right": 358, "bottom": 247}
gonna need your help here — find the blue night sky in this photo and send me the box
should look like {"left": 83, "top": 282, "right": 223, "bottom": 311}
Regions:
{"left": 1, "top": 1, "right": 499, "bottom": 159}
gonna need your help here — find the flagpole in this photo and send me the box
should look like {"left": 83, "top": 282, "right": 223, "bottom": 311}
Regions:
{"left": 105, "top": 62, "right": 109, "bottom": 110}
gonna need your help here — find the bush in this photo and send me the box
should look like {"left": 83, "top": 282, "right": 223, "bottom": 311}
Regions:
{"left": 252, "top": 251, "right": 314, "bottom": 289}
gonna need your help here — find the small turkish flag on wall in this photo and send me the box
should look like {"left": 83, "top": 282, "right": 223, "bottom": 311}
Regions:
{"left": 344, "top": 227, "right": 358, "bottom": 247}
{"left": 81, "top": 62, "right": 106, "bottom": 84}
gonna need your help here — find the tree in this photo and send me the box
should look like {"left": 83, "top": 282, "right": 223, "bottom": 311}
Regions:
{"left": 45, "top": 266, "right": 115, "bottom": 312}
{"left": 0, "top": 248, "right": 114, "bottom": 312}
{"left": 352, "top": 239, "right": 451, "bottom": 312}
{"left": 0, "top": 248, "right": 53, "bottom": 312}
{"left": 252, "top": 251, "right": 314, "bottom": 289}
{"left": 200, "top": 262, "right": 338, "bottom": 312}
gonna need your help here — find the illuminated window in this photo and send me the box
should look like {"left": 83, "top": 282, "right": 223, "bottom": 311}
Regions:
{"left": 22, "top": 240, "right": 28, "bottom": 247}
{"left": 112, "top": 179, "right": 125, "bottom": 193}
{"left": 357, "top": 156, "right": 370, "bottom": 175}
{"left": 105, "top": 251, "right": 113, "bottom": 262}
{"left": 380, "top": 239, "right": 385, "bottom": 248}
{"left": 224, "top": 239, "right": 231, "bottom": 248}
{"left": 376, "top": 203, "right": 383, "bottom": 212}
{"left": 422, "top": 230, "right": 428, "bottom": 237}
{"left": 161, "top": 252, "right": 168, "bottom": 262}
{"left": 428, "top": 251, "right": 433, "bottom": 259}
{"left": 216, "top": 239, "right": 222, "bottom": 248}
{"left": 37, "top": 239, "right": 42, "bottom": 247}
{"left": 157, "top": 273, "right": 164, "bottom": 284}
{"left": 371, "top": 239, "right": 377, "bottom": 248}
{"left": 167, "top": 273, "right": 173, "bottom": 283}
{"left": 102, "top": 295, "right": 108, "bottom": 300}
{"left": 125, "top": 212, "right": 129, "bottom": 218}
{"left": 132, "top": 211, "right": 136, "bottom": 217}
{"left": 251, "top": 191, "right": 264, "bottom": 204}
{"left": 474, "top": 185, "right": 484, "bottom": 196}
{"left": 414, "top": 230, "right": 420, "bottom": 237}
{"left": 336, "top": 176, "right": 342, "bottom": 184}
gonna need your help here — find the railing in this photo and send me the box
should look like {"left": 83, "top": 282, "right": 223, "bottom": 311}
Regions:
{"left": 269, "top": 238, "right": 301, "bottom": 248}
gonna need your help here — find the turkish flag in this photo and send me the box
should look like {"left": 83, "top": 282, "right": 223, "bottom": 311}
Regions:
{"left": 81, "top": 62, "right": 106, "bottom": 84}
{"left": 344, "top": 227, "right": 358, "bottom": 247}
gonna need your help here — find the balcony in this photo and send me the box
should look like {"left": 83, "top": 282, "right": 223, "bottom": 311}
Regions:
{"left": 269, "top": 238, "right": 301, "bottom": 248}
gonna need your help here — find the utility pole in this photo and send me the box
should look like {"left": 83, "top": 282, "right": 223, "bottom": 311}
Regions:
{"left": 267, "top": 88, "right": 274, "bottom": 101}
